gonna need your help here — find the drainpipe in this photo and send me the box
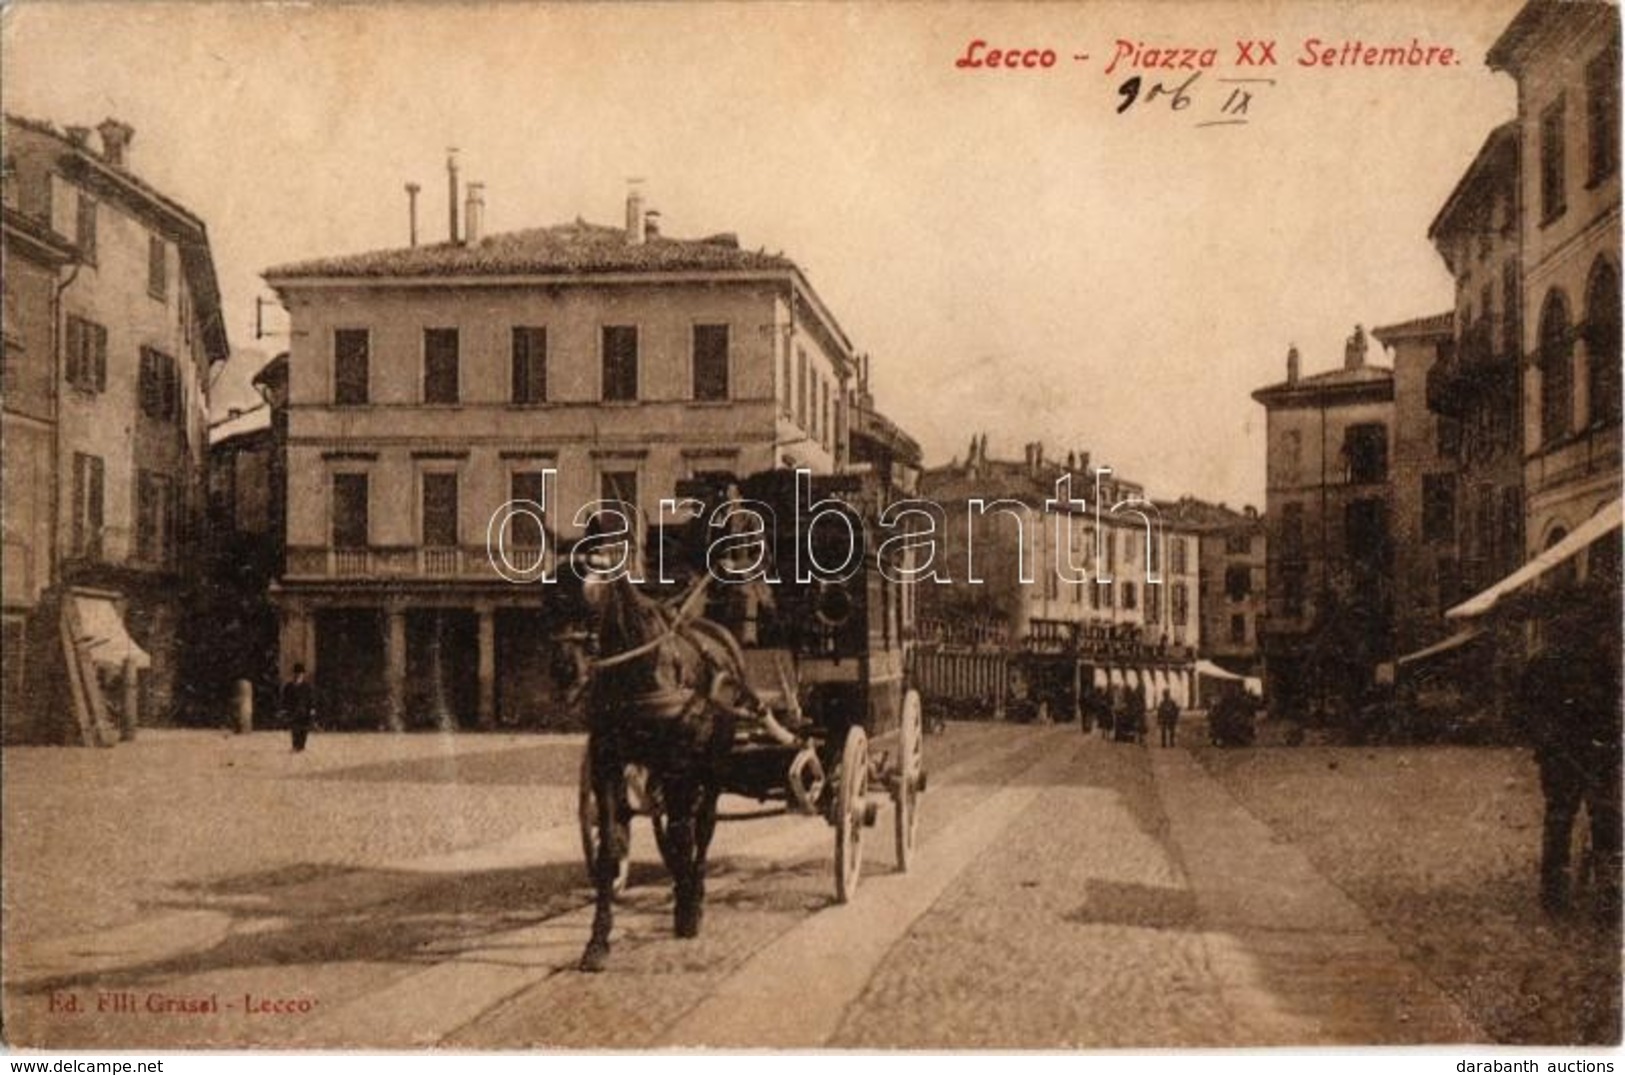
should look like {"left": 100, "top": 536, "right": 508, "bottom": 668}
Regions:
{"left": 50, "top": 261, "right": 82, "bottom": 593}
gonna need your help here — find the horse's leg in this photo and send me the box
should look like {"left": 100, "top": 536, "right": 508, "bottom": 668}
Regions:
{"left": 579, "top": 741, "right": 620, "bottom": 972}
{"left": 667, "top": 773, "right": 702, "bottom": 938}
{"left": 689, "top": 779, "right": 721, "bottom": 937}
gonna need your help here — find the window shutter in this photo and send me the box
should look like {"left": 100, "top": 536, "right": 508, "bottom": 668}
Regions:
{"left": 94, "top": 325, "right": 107, "bottom": 392}
{"left": 71, "top": 454, "right": 86, "bottom": 554}
{"left": 88, "top": 456, "right": 104, "bottom": 557}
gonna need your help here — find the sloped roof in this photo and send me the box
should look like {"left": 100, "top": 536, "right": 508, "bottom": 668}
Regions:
{"left": 1428, "top": 122, "right": 1518, "bottom": 244}
{"left": 265, "top": 221, "right": 798, "bottom": 280}
{"left": 1252, "top": 361, "right": 1394, "bottom": 406}
{"left": 1372, "top": 311, "right": 1454, "bottom": 344}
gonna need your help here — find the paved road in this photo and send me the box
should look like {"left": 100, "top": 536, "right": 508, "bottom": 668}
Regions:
{"left": 2, "top": 723, "right": 1481, "bottom": 1049}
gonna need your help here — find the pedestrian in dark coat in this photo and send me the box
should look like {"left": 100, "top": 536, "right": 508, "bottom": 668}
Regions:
{"left": 281, "top": 663, "right": 317, "bottom": 754}
{"left": 1157, "top": 689, "right": 1181, "bottom": 748}
{"left": 1518, "top": 583, "right": 1622, "bottom": 919}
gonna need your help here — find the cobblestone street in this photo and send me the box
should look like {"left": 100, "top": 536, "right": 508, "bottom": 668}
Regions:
{"left": 1, "top": 720, "right": 1606, "bottom": 1049}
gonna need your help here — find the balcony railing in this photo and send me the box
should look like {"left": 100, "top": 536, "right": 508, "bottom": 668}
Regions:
{"left": 284, "top": 544, "right": 554, "bottom": 581}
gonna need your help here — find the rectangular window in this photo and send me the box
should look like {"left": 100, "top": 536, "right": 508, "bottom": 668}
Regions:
{"left": 1541, "top": 96, "right": 1567, "bottom": 223}
{"left": 781, "top": 343, "right": 793, "bottom": 416}
{"left": 1122, "top": 580, "right": 1138, "bottom": 610}
{"left": 421, "top": 472, "right": 458, "bottom": 548}
{"left": 332, "top": 473, "right": 369, "bottom": 549}
{"left": 1229, "top": 613, "right": 1246, "bottom": 644}
{"left": 1225, "top": 565, "right": 1252, "bottom": 600}
{"left": 510, "top": 471, "right": 551, "bottom": 550}
{"left": 692, "top": 324, "right": 729, "bottom": 401}
{"left": 601, "top": 325, "right": 639, "bottom": 402}
{"left": 511, "top": 327, "right": 548, "bottom": 404}
{"left": 1281, "top": 502, "right": 1305, "bottom": 561}
{"left": 136, "top": 470, "right": 174, "bottom": 564}
{"left": 1345, "top": 498, "right": 1389, "bottom": 572}
{"left": 334, "top": 329, "right": 370, "bottom": 405}
{"left": 147, "top": 234, "right": 167, "bottom": 301}
{"left": 72, "top": 452, "right": 105, "bottom": 560}
{"left": 1224, "top": 531, "right": 1251, "bottom": 555}
{"left": 821, "top": 380, "right": 831, "bottom": 450}
{"left": 1422, "top": 473, "right": 1457, "bottom": 544}
{"left": 1172, "top": 582, "right": 1189, "bottom": 627}
{"left": 795, "top": 348, "right": 808, "bottom": 428}
{"left": 1171, "top": 537, "right": 1188, "bottom": 574}
{"left": 139, "top": 347, "right": 179, "bottom": 421}
{"left": 1502, "top": 262, "right": 1520, "bottom": 360}
{"left": 423, "top": 328, "right": 460, "bottom": 404}
{"left": 1282, "top": 565, "right": 1306, "bottom": 618}
{"left": 1343, "top": 423, "right": 1388, "bottom": 484}
{"left": 1145, "top": 584, "right": 1161, "bottom": 624}
{"left": 1587, "top": 47, "right": 1619, "bottom": 186}
{"left": 76, "top": 193, "right": 96, "bottom": 264}
{"left": 65, "top": 316, "right": 107, "bottom": 392}
{"left": 599, "top": 469, "right": 639, "bottom": 512}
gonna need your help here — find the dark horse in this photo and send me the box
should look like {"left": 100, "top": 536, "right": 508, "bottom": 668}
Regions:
{"left": 572, "top": 566, "right": 758, "bottom": 972}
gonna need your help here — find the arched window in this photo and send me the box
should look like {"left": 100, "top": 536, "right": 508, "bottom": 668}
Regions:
{"left": 1539, "top": 290, "right": 1573, "bottom": 446}
{"left": 1584, "top": 259, "right": 1621, "bottom": 426}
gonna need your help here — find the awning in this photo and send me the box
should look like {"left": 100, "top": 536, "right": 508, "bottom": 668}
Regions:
{"left": 1194, "top": 659, "right": 1244, "bottom": 682}
{"left": 1446, "top": 499, "right": 1623, "bottom": 620}
{"left": 1397, "top": 627, "right": 1484, "bottom": 668}
{"left": 73, "top": 596, "right": 151, "bottom": 669}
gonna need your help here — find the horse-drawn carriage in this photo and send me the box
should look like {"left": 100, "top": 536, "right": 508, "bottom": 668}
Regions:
{"left": 569, "top": 466, "right": 928, "bottom": 970}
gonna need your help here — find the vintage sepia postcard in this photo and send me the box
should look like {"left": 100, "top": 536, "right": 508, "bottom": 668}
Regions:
{"left": 1, "top": 0, "right": 1621, "bottom": 1054}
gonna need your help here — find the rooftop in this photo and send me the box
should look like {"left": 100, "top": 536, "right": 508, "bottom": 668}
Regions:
{"left": 264, "top": 220, "right": 799, "bottom": 280}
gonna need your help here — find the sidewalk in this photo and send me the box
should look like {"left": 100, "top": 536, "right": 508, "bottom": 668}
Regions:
{"left": 1150, "top": 747, "right": 1485, "bottom": 1044}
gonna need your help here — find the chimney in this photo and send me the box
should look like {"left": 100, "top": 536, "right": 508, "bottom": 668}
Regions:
{"left": 1287, "top": 344, "right": 1301, "bottom": 385}
{"left": 625, "top": 179, "right": 645, "bottom": 245}
{"left": 644, "top": 209, "right": 661, "bottom": 240}
{"left": 464, "top": 182, "right": 484, "bottom": 245}
{"left": 64, "top": 126, "right": 91, "bottom": 149}
{"left": 405, "top": 183, "right": 421, "bottom": 247}
{"left": 96, "top": 119, "right": 134, "bottom": 168}
{"left": 1079, "top": 450, "right": 1091, "bottom": 474}
{"left": 1344, "top": 324, "right": 1367, "bottom": 370}
{"left": 446, "top": 148, "right": 460, "bottom": 244}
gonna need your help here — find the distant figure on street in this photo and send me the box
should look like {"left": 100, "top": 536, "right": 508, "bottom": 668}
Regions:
{"left": 1157, "top": 689, "right": 1181, "bottom": 748}
{"left": 280, "top": 663, "right": 317, "bottom": 754}
{"left": 1517, "top": 581, "right": 1622, "bottom": 920}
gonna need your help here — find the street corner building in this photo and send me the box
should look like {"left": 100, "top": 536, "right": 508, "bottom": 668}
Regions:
{"left": 2, "top": 114, "right": 230, "bottom": 745}
{"left": 257, "top": 175, "right": 889, "bottom": 733}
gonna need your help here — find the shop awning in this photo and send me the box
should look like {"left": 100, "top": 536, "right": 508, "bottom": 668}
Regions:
{"left": 1397, "top": 627, "right": 1484, "bottom": 668}
{"left": 1446, "top": 500, "right": 1623, "bottom": 620}
{"left": 1194, "top": 659, "right": 1244, "bottom": 681}
{"left": 73, "top": 595, "right": 151, "bottom": 669}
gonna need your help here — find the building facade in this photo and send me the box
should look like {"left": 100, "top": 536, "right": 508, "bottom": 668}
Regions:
{"left": 2, "top": 115, "right": 229, "bottom": 740}
{"left": 262, "top": 189, "right": 862, "bottom": 730}
{"left": 1424, "top": 122, "right": 1528, "bottom": 617}
{"left": 1161, "top": 498, "right": 1266, "bottom": 677}
{"left": 915, "top": 439, "right": 1201, "bottom": 715}
{"left": 1375, "top": 313, "right": 1462, "bottom": 659}
{"left": 1252, "top": 329, "right": 1396, "bottom": 722}
{"left": 1488, "top": 2, "right": 1621, "bottom": 576}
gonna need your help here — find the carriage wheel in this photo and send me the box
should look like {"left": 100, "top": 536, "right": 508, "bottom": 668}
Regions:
{"left": 834, "top": 725, "right": 870, "bottom": 904}
{"left": 578, "top": 752, "right": 631, "bottom": 897}
{"left": 894, "top": 690, "right": 924, "bottom": 873}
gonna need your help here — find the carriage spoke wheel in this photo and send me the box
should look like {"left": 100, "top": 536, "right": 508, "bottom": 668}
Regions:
{"left": 894, "top": 690, "right": 924, "bottom": 873}
{"left": 578, "top": 753, "right": 631, "bottom": 897}
{"left": 834, "top": 725, "right": 870, "bottom": 904}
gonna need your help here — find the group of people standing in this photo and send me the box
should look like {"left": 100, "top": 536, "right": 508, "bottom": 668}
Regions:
{"left": 1080, "top": 683, "right": 1183, "bottom": 747}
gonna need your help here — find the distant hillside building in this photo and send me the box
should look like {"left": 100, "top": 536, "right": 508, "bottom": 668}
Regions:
{"left": 262, "top": 182, "right": 870, "bottom": 730}
{"left": 1252, "top": 329, "right": 1395, "bottom": 722}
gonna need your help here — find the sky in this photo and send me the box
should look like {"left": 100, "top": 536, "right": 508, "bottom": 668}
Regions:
{"left": 3, "top": 0, "right": 1527, "bottom": 507}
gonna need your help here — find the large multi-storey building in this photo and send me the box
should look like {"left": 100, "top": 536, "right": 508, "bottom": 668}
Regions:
{"left": 262, "top": 185, "right": 862, "bottom": 730}
{"left": 1488, "top": 1, "right": 1620, "bottom": 577}
{"left": 1424, "top": 121, "right": 1529, "bottom": 619}
{"left": 1252, "top": 329, "right": 1395, "bottom": 722}
{"left": 1375, "top": 313, "right": 1463, "bottom": 660}
{"left": 2, "top": 115, "right": 229, "bottom": 740}
{"left": 915, "top": 439, "right": 1201, "bottom": 714}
